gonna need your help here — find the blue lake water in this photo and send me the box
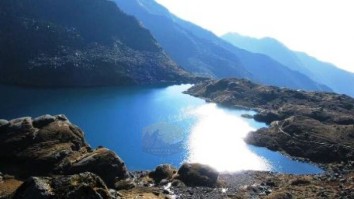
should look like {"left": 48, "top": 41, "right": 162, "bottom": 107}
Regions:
{"left": 0, "top": 84, "right": 323, "bottom": 174}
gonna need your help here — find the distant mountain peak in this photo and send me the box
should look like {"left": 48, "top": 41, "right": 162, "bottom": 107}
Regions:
{"left": 134, "top": 0, "right": 172, "bottom": 17}
{"left": 222, "top": 32, "right": 354, "bottom": 97}
{"left": 114, "top": 0, "right": 332, "bottom": 92}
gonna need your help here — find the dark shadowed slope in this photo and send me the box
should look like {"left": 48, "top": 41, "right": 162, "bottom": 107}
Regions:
{"left": 222, "top": 33, "right": 354, "bottom": 96}
{"left": 0, "top": 0, "right": 192, "bottom": 87}
{"left": 115, "top": 0, "right": 250, "bottom": 79}
{"left": 114, "top": 0, "right": 330, "bottom": 91}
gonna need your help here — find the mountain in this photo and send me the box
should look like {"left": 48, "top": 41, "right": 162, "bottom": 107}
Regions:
{"left": 113, "top": 0, "right": 330, "bottom": 91}
{"left": 115, "top": 0, "right": 249, "bottom": 79}
{"left": 295, "top": 52, "right": 354, "bottom": 97}
{"left": 0, "top": 0, "right": 192, "bottom": 87}
{"left": 222, "top": 33, "right": 354, "bottom": 97}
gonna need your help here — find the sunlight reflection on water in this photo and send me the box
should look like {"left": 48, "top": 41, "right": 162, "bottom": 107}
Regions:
{"left": 185, "top": 103, "right": 272, "bottom": 172}
{"left": 0, "top": 84, "right": 322, "bottom": 173}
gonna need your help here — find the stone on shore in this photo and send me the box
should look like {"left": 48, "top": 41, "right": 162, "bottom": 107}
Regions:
{"left": 177, "top": 163, "right": 219, "bottom": 187}
{"left": 59, "top": 148, "right": 129, "bottom": 188}
{"left": 149, "top": 164, "right": 177, "bottom": 183}
{"left": 13, "top": 172, "right": 114, "bottom": 199}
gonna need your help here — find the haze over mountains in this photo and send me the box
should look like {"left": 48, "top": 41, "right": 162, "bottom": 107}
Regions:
{"left": 114, "top": 0, "right": 330, "bottom": 91}
{"left": 0, "top": 0, "right": 191, "bottom": 86}
{"left": 0, "top": 0, "right": 350, "bottom": 96}
{"left": 222, "top": 33, "right": 354, "bottom": 97}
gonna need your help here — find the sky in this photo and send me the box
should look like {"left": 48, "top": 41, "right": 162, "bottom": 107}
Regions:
{"left": 156, "top": 0, "right": 354, "bottom": 73}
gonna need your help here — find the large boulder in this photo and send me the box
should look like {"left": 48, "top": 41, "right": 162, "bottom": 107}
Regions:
{"left": 0, "top": 114, "right": 129, "bottom": 187}
{"left": 149, "top": 164, "right": 177, "bottom": 183}
{"left": 59, "top": 148, "right": 129, "bottom": 188}
{"left": 13, "top": 172, "right": 115, "bottom": 199}
{"left": 0, "top": 115, "right": 86, "bottom": 176}
{"left": 177, "top": 163, "right": 219, "bottom": 187}
{"left": 0, "top": 119, "right": 9, "bottom": 128}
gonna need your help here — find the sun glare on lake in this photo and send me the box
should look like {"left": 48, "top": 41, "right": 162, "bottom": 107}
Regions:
{"left": 185, "top": 103, "right": 271, "bottom": 172}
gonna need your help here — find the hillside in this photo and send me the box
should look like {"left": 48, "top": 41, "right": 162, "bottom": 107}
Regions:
{"left": 222, "top": 33, "right": 354, "bottom": 97}
{"left": 0, "top": 0, "right": 192, "bottom": 87}
{"left": 114, "top": 0, "right": 331, "bottom": 91}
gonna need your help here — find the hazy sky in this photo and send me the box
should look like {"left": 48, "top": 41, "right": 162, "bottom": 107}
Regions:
{"left": 156, "top": 0, "right": 354, "bottom": 73}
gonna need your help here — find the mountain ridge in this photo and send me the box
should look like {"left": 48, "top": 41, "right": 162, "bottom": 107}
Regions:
{"left": 114, "top": 0, "right": 331, "bottom": 92}
{"left": 0, "top": 0, "right": 192, "bottom": 87}
{"left": 222, "top": 33, "right": 354, "bottom": 96}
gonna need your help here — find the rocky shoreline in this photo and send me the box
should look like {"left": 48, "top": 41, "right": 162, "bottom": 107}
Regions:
{"left": 185, "top": 78, "right": 354, "bottom": 198}
{"left": 1, "top": 113, "right": 353, "bottom": 198}
{"left": 0, "top": 115, "right": 221, "bottom": 198}
{"left": 186, "top": 78, "right": 354, "bottom": 166}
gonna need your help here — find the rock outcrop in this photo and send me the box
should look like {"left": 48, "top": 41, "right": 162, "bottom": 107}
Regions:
{"left": 13, "top": 172, "right": 116, "bottom": 199}
{"left": 246, "top": 116, "right": 354, "bottom": 163}
{"left": 58, "top": 148, "right": 128, "bottom": 188}
{"left": 0, "top": 115, "right": 128, "bottom": 187}
{"left": 186, "top": 78, "right": 354, "bottom": 164}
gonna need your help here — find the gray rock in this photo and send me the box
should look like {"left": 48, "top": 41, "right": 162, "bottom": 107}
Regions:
{"left": 0, "top": 115, "right": 129, "bottom": 189}
{"left": 177, "top": 163, "right": 219, "bottom": 187}
{"left": 109, "top": 189, "right": 122, "bottom": 198}
{"left": 0, "top": 119, "right": 9, "bottom": 127}
{"left": 350, "top": 192, "right": 354, "bottom": 199}
{"left": 32, "top": 115, "right": 56, "bottom": 128}
{"left": 62, "top": 148, "right": 129, "bottom": 188}
{"left": 3, "top": 174, "right": 14, "bottom": 180}
{"left": 171, "top": 179, "right": 185, "bottom": 187}
{"left": 55, "top": 114, "right": 68, "bottom": 122}
{"left": 9, "top": 117, "right": 32, "bottom": 124}
{"left": 13, "top": 172, "right": 114, "bottom": 199}
{"left": 149, "top": 164, "right": 177, "bottom": 183}
{"left": 13, "top": 177, "right": 54, "bottom": 199}
{"left": 114, "top": 179, "right": 136, "bottom": 190}
{"left": 0, "top": 116, "right": 86, "bottom": 176}
{"left": 159, "top": 179, "right": 169, "bottom": 186}
{"left": 8, "top": 117, "right": 33, "bottom": 131}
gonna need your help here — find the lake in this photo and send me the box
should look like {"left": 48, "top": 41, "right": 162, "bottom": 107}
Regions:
{"left": 0, "top": 84, "right": 322, "bottom": 174}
